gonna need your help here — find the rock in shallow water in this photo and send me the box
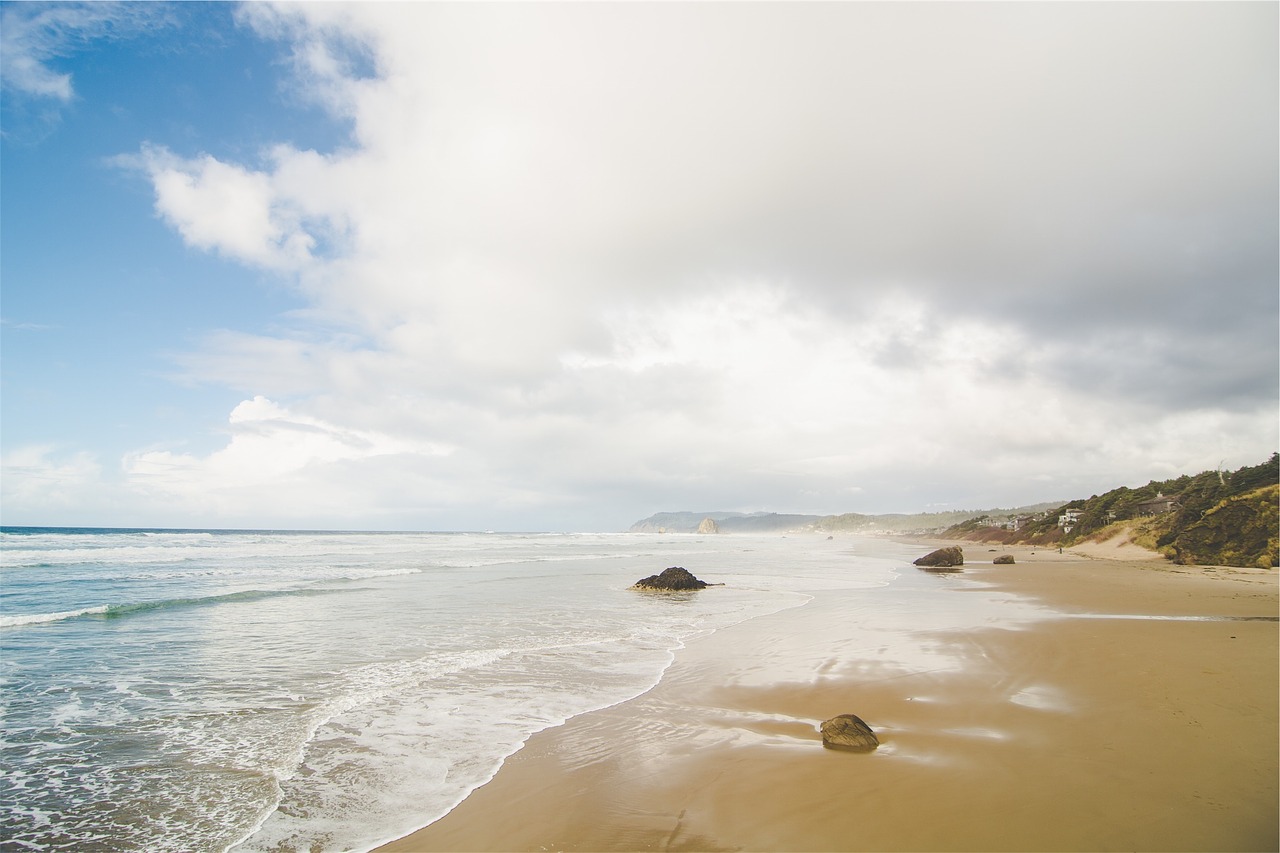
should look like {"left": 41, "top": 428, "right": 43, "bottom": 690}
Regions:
{"left": 631, "top": 566, "right": 710, "bottom": 590}
{"left": 820, "top": 714, "right": 879, "bottom": 752}
{"left": 913, "top": 546, "right": 964, "bottom": 571}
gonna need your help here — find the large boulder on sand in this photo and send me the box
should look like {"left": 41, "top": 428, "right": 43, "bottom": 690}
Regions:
{"left": 632, "top": 567, "right": 710, "bottom": 590}
{"left": 993, "top": 554, "right": 1016, "bottom": 565}
{"left": 820, "top": 714, "right": 879, "bottom": 752}
{"left": 913, "top": 546, "right": 964, "bottom": 571}
{"left": 697, "top": 517, "right": 720, "bottom": 534}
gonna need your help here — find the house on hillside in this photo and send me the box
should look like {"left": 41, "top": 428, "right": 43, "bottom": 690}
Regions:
{"left": 1134, "top": 492, "right": 1181, "bottom": 516}
{"left": 1058, "top": 509, "right": 1082, "bottom": 535}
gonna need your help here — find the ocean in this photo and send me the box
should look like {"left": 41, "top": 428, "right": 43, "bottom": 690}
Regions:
{"left": 0, "top": 528, "right": 927, "bottom": 852}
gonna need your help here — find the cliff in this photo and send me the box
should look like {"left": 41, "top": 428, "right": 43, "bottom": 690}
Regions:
{"left": 943, "top": 454, "right": 1278, "bottom": 569}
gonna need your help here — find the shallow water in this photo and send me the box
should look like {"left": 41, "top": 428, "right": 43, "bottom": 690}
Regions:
{"left": 0, "top": 529, "right": 925, "bottom": 852}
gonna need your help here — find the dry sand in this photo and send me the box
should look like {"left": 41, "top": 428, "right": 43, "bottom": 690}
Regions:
{"left": 378, "top": 543, "right": 1278, "bottom": 852}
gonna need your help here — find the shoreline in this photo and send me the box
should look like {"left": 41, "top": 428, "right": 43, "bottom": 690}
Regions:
{"left": 377, "top": 543, "right": 1278, "bottom": 852}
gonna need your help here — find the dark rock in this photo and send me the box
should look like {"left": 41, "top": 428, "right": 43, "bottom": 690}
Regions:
{"left": 913, "top": 546, "right": 964, "bottom": 571}
{"left": 820, "top": 714, "right": 879, "bottom": 752}
{"left": 993, "top": 554, "right": 1016, "bottom": 565}
{"left": 632, "top": 566, "right": 710, "bottom": 591}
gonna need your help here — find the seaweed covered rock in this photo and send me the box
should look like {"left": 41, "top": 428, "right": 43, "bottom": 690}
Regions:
{"left": 993, "top": 554, "right": 1016, "bottom": 565}
{"left": 913, "top": 546, "right": 964, "bottom": 571}
{"left": 632, "top": 566, "right": 710, "bottom": 590}
{"left": 820, "top": 714, "right": 879, "bottom": 752}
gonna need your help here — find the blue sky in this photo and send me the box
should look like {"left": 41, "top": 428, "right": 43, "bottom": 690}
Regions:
{"left": 2, "top": 1, "right": 1277, "bottom": 531}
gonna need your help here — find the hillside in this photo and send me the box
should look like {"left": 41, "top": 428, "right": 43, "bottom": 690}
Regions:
{"left": 629, "top": 455, "right": 1277, "bottom": 569}
{"left": 628, "top": 512, "right": 823, "bottom": 534}
{"left": 810, "top": 504, "right": 1061, "bottom": 535}
{"left": 628, "top": 502, "right": 1061, "bottom": 536}
{"left": 943, "top": 454, "right": 1278, "bottom": 569}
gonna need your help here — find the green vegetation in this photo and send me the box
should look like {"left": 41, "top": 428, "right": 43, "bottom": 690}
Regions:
{"left": 942, "top": 454, "right": 1279, "bottom": 568}
{"left": 811, "top": 503, "right": 1061, "bottom": 536}
{"left": 630, "top": 504, "right": 1060, "bottom": 535}
{"left": 632, "top": 456, "right": 1277, "bottom": 568}
{"left": 1170, "top": 484, "right": 1279, "bottom": 569}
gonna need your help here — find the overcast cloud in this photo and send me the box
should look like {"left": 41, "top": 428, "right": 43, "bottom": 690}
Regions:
{"left": 5, "top": 2, "right": 1277, "bottom": 530}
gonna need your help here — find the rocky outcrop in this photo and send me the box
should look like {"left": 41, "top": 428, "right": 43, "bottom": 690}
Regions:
{"left": 913, "top": 546, "right": 964, "bottom": 571}
{"left": 632, "top": 567, "right": 711, "bottom": 591}
{"left": 820, "top": 714, "right": 879, "bottom": 752}
{"left": 697, "top": 517, "right": 720, "bottom": 534}
{"left": 993, "top": 554, "right": 1016, "bottom": 565}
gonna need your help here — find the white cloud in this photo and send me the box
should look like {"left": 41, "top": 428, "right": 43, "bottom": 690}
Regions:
{"left": 1, "top": 4, "right": 79, "bottom": 100}
{"left": 136, "top": 146, "right": 321, "bottom": 272}
{"left": 3, "top": 408, "right": 441, "bottom": 529}
{"left": 0, "top": 3, "right": 171, "bottom": 101}
{"left": 122, "top": 396, "right": 451, "bottom": 518}
{"left": 81, "top": 2, "right": 1280, "bottom": 527}
{"left": 123, "top": 280, "right": 1274, "bottom": 527}
{"left": 0, "top": 445, "right": 103, "bottom": 515}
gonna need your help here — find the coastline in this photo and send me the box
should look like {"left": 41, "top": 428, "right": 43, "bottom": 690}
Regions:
{"left": 377, "top": 542, "right": 1278, "bottom": 852}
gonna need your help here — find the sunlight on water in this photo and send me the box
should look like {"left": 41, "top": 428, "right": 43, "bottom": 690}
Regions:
{"left": 1, "top": 530, "right": 918, "bottom": 852}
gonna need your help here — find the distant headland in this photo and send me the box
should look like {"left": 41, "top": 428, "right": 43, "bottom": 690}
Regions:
{"left": 631, "top": 453, "right": 1278, "bottom": 570}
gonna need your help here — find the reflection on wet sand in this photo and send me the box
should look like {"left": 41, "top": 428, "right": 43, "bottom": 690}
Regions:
{"left": 381, "top": 550, "right": 1278, "bottom": 853}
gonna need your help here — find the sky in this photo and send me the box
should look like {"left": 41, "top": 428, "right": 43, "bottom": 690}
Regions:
{"left": 1, "top": 1, "right": 1277, "bottom": 532}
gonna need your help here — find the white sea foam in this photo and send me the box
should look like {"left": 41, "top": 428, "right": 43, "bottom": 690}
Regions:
{"left": 0, "top": 530, "right": 923, "bottom": 853}
{"left": 0, "top": 605, "right": 110, "bottom": 627}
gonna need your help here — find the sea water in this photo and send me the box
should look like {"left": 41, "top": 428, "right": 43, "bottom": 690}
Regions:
{"left": 0, "top": 528, "right": 922, "bottom": 852}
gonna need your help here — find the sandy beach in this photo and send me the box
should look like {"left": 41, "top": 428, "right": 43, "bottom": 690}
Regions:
{"left": 378, "top": 541, "right": 1278, "bottom": 852}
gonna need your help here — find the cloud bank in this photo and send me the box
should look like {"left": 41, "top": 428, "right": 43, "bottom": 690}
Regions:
{"left": 7, "top": 2, "right": 1277, "bottom": 530}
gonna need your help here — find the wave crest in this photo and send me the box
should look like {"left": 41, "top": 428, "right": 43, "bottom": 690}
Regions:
{"left": 0, "top": 587, "right": 347, "bottom": 629}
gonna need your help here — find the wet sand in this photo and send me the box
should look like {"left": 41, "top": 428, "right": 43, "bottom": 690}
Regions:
{"left": 378, "top": 543, "right": 1278, "bottom": 852}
